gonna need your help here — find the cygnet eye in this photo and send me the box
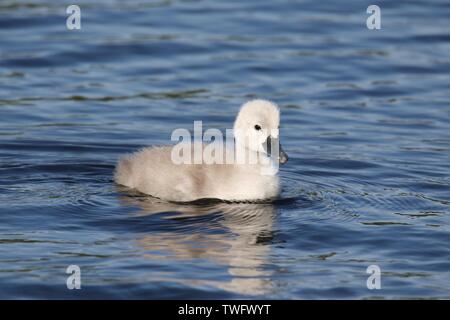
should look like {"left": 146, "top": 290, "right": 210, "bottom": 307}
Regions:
{"left": 254, "top": 124, "right": 262, "bottom": 131}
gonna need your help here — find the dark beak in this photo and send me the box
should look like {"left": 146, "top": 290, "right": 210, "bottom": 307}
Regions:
{"left": 279, "top": 144, "right": 289, "bottom": 164}
{"left": 264, "top": 136, "right": 289, "bottom": 165}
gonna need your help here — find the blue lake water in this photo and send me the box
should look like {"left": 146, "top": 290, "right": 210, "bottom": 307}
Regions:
{"left": 0, "top": 0, "right": 449, "bottom": 299}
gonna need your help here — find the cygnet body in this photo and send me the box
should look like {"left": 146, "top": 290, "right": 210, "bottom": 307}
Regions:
{"left": 114, "top": 99, "right": 288, "bottom": 202}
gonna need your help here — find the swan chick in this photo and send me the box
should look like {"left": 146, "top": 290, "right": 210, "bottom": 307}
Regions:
{"left": 115, "top": 99, "right": 288, "bottom": 202}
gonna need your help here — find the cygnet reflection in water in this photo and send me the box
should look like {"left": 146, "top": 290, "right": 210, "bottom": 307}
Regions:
{"left": 118, "top": 193, "right": 277, "bottom": 296}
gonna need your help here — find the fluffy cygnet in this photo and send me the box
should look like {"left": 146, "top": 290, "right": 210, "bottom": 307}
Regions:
{"left": 114, "top": 99, "right": 288, "bottom": 202}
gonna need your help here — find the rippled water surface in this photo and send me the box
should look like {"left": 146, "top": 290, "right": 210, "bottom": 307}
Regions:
{"left": 1, "top": 0, "right": 450, "bottom": 299}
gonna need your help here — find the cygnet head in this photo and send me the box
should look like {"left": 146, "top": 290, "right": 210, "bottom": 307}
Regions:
{"left": 233, "top": 99, "right": 288, "bottom": 164}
